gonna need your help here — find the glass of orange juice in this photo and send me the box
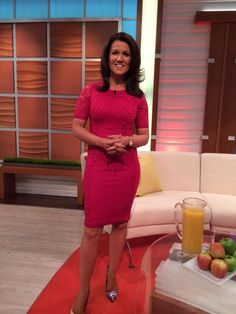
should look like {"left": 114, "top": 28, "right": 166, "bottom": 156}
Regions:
{"left": 174, "top": 197, "right": 208, "bottom": 255}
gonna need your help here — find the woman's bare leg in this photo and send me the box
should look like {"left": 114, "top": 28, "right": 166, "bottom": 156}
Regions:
{"left": 72, "top": 226, "right": 103, "bottom": 314}
{"left": 106, "top": 222, "right": 128, "bottom": 291}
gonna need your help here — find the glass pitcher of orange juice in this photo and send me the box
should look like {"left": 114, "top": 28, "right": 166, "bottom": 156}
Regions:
{"left": 174, "top": 197, "right": 207, "bottom": 255}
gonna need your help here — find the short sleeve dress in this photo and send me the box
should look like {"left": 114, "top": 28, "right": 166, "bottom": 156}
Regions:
{"left": 74, "top": 83, "right": 149, "bottom": 228}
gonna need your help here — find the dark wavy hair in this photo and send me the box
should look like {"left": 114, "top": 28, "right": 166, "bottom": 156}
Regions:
{"left": 97, "top": 32, "right": 144, "bottom": 97}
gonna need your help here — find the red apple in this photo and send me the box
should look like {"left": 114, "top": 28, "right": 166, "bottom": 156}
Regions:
{"left": 197, "top": 252, "right": 212, "bottom": 270}
{"left": 209, "top": 242, "right": 225, "bottom": 258}
{"left": 210, "top": 258, "right": 228, "bottom": 278}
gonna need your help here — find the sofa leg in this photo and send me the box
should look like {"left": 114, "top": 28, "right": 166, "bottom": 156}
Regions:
{"left": 126, "top": 240, "right": 135, "bottom": 269}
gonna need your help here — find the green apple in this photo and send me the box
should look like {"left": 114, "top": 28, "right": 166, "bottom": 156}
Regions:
{"left": 233, "top": 251, "right": 236, "bottom": 259}
{"left": 220, "top": 237, "right": 236, "bottom": 255}
{"left": 223, "top": 255, "right": 236, "bottom": 272}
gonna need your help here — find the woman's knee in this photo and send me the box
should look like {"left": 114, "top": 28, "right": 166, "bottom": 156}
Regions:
{"left": 112, "top": 222, "right": 128, "bottom": 232}
{"left": 83, "top": 226, "right": 103, "bottom": 241}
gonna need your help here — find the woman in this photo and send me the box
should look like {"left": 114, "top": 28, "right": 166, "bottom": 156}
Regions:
{"left": 71, "top": 32, "right": 149, "bottom": 314}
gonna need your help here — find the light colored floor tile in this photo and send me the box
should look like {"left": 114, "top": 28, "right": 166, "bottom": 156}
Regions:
{"left": 0, "top": 204, "right": 84, "bottom": 314}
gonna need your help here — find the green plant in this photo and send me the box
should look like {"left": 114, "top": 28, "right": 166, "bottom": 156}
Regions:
{"left": 3, "top": 157, "right": 81, "bottom": 167}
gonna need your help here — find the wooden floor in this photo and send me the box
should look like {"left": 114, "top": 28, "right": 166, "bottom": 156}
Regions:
{"left": 0, "top": 195, "right": 84, "bottom": 314}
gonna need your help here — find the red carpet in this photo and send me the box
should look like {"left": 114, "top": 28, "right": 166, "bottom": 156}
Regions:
{"left": 27, "top": 233, "right": 164, "bottom": 314}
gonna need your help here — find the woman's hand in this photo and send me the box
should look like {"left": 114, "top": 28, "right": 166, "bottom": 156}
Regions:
{"left": 72, "top": 120, "right": 127, "bottom": 155}
{"left": 98, "top": 137, "right": 121, "bottom": 152}
{"left": 106, "top": 135, "right": 127, "bottom": 155}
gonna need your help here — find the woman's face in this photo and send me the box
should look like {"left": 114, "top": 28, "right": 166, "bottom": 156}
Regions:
{"left": 108, "top": 40, "right": 131, "bottom": 79}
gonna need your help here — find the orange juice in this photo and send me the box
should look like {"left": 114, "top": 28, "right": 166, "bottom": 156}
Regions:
{"left": 182, "top": 207, "right": 204, "bottom": 254}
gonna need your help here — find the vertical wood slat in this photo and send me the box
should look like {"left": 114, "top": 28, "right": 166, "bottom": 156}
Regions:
{"left": 136, "top": 0, "right": 143, "bottom": 47}
{"left": 219, "top": 23, "right": 236, "bottom": 153}
{"left": 202, "top": 23, "right": 227, "bottom": 153}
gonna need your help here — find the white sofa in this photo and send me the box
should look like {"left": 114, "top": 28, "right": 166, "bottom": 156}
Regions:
{"left": 80, "top": 152, "right": 236, "bottom": 239}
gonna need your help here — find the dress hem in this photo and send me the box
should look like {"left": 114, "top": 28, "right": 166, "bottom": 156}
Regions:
{"left": 84, "top": 216, "right": 130, "bottom": 228}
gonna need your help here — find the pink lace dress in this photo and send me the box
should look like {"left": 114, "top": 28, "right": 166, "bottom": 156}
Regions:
{"left": 74, "top": 83, "right": 148, "bottom": 228}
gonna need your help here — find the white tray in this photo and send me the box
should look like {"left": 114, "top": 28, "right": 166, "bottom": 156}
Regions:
{"left": 183, "top": 257, "right": 236, "bottom": 286}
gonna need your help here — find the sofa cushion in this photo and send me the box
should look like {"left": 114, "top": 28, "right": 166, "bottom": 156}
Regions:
{"left": 127, "top": 224, "right": 176, "bottom": 239}
{"left": 201, "top": 153, "right": 236, "bottom": 195}
{"left": 138, "top": 151, "right": 200, "bottom": 192}
{"left": 136, "top": 153, "right": 162, "bottom": 196}
{"left": 202, "top": 193, "right": 236, "bottom": 229}
{"left": 128, "top": 191, "right": 208, "bottom": 228}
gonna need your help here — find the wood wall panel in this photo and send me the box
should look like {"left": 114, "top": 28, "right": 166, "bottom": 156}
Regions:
{"left": 16, "top": 23, "right": 47, "bottom": 57}
{"left": 0, "top": 61, "right": 14, "bottom": 93}
{"left": 196, "top": 11, "right": 236, "bottom": 23}
{"left": 85, "top": 61, "right": 101, "bottom": 85}
{"left": 50, "top": 61, "right": 82, "bottom": 95}
{"left": 0, "top": 21, "right": 120, "bottom": 160}
{"left": 51, "top": 133, "right": 81, "bottom": 161}
{"left": 202, "top": 12, "right": 236, "bottom": 154}
{"left": 18, "top": 97, "right": 48, "bottom": 129}
{"left": 85, "top": 21, "right": 118, "bottom": 57}
{"left": 17, "top": 61, "right": 47, "bottom": 94}
{"left": 218, "top": 23, "right": 236, "bottom": 153}
{"left": 51, "top": 98, "right": 75, "bottom": 130}
{"left": 202, "top": 23, "right": 227, "bottom": 153}
{"left": 0, "top": 97, "right": 15, "bottom": 128}
{"left": 0, "top": 131, "right": 16, "bottom": 159}
{"left": 19, "top": 132, "right": 48, "bottom": 159}
{"left": 50, "top": 22, "right": 82, "bottom": 57}
{"left": 0, "top": 24, "right": 13, "bottom": 57}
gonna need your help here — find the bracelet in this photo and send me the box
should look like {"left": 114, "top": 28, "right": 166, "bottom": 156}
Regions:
{"left": 128, "top": 136, "right": 133, "bottom": 147}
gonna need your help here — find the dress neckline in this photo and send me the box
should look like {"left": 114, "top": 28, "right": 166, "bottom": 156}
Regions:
{"left": 109, "top": 88, "right": 126, "bottom": 94}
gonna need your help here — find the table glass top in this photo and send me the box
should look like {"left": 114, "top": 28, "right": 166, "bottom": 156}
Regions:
{"left": 139, "top": 231, "right": 236, "bottom": 314}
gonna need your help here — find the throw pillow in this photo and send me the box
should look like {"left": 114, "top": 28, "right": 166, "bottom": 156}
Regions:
{"left": 136, "top": 153, "right": 162, "bottom": 196}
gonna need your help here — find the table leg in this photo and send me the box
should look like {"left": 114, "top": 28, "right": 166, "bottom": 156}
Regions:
{"left": 77, "top": 175, "right": 83, "bottom": 206}
{"left": 0, "top": 173, "right": 15, "bottom": 199}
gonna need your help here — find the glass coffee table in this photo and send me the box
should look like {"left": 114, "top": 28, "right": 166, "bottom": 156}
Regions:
{"left": 140, "top": 232, "right": 236, "bottom": 314}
